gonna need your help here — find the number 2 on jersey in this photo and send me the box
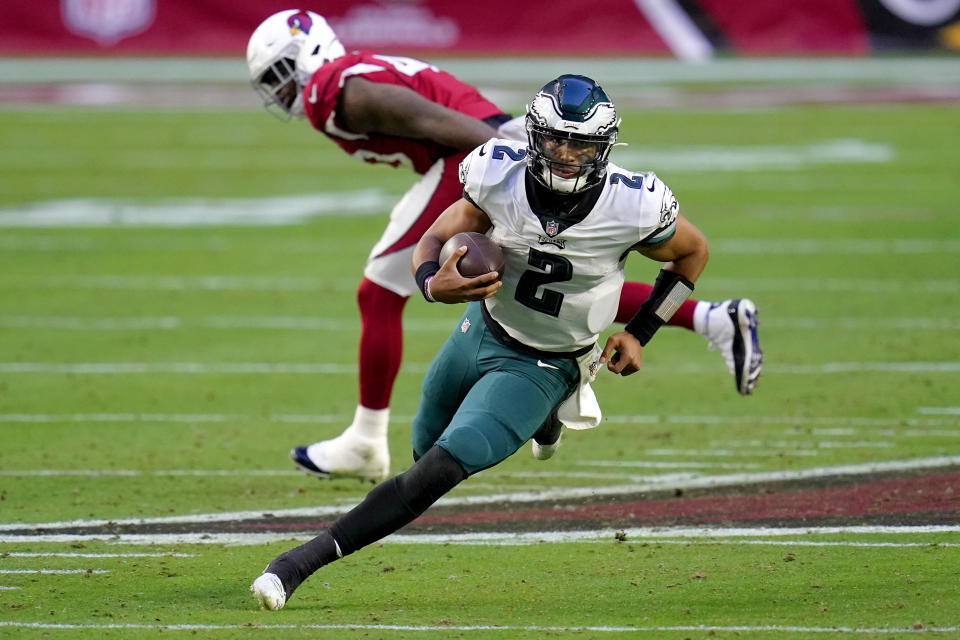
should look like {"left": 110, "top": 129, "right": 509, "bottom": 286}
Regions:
{"left": 515, "top": 248, "right": 572, "bottom": 317}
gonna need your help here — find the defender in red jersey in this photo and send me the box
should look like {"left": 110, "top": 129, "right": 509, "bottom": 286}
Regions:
{"left": 245, "top": 10, "right": 763, "bottom": 483}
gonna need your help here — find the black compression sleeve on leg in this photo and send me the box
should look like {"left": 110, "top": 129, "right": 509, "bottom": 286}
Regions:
{"left": 331, "top": 445, "right": 467, "bottom": 555}
{"left": 265, "top": 530, "right": 341, "bottom": 599}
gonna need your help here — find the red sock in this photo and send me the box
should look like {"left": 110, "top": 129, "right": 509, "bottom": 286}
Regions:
{"left": 357, "top": 278, "right": 408, "bottom": 409}
{"left": 616, "top": 281, "right": 697, "bottom": 331}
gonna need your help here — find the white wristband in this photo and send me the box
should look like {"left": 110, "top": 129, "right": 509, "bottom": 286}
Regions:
{"left": 424, "top": 275, "right": 436, "bottom": 303}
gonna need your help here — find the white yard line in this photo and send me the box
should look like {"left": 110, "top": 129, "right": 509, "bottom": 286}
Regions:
{"left": 717, "top": 439, "right": 895, "bottom": 449}
{"left": 2, "top": 314, "right": 958, "bottom": 331}
{"left": 628, "top": 539, "right": 960, "bottom": 548}
{"left": 804, "top": 428, "right": 960, "bottom": 437}
{"left": 615, "top": 140, "right": 895, "bottom": 171}
{"left": 0, "top": 362, "right": 367, "bottom": 374}
{"left": 0, "top": 412, "right": 248, "bottom": 423}
{"left": 0, "top": 467, "right": 752, "bottom": 480}
{"left": 0, "top": 469, "right": 302, "bottom": 477}
{"left": 1, "top": 361, "right": 959, "bottom": 375}
{"left": 917, "top": 406, "right": 960, "bottom": 415}
{"left": 1, "top": 620, "right": 958, "bottom": 633}
{"left": 3, "top": 552, "right": 193, "bottom": 558}
{"left": 0, "top": 192, "right": 394, "bottom": 227}
{"left": 0, "top": 569, "right": 108, "bottom": 574}
{"left": 713, "top": 238, "right": 959, "bottom": 254}
{"left": 4, "top": 526, "right": 960, "bottom": 547}
{"left": 0, "top": 275, "right": 340, "bottom": 291}
{"left": 645, "top": 448, "right": 814, "bottom": 457}
{"left": 580, "top": 461, "right": 760, "bottom": 469}
{"left": 0, "top": 412, "right": 345, "bottom": 423}
{"left": 2, "top": 275, "right": 959, "bottom": 293}
{"left": 3, "top": 412, "right": 956, "bottom": 428}
{"left": 2, "top": 455, "right": 958, "bottom": 535}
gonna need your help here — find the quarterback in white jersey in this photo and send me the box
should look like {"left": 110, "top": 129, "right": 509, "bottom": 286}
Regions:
{"left": 248, "top": 74, "right": 712, "bottom": 614}
{"left": 411, "top": 73, "right": 709, "bottom": 467}
{"left": 246, "top": 9, "right": 760, "bottom": 498}
{"left": 461, "top": 138, "right": 680, "bottom": 353}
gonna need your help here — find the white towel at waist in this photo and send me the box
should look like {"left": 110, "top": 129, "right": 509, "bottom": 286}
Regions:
{"left": 557, "top": 343, "right": 603, "bottom": 430}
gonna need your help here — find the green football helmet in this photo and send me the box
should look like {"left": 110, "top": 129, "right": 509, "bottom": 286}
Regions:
{"left": 525, "top": 74, "right": 620, "bottom": 193}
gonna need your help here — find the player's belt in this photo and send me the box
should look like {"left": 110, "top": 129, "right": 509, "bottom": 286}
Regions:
{"left": 480, "top": 301, "right": 593, "bottom": 360}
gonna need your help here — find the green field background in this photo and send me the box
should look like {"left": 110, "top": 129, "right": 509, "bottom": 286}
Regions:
{"left": 1, "top": 63, "right": 959, "bottom": 637}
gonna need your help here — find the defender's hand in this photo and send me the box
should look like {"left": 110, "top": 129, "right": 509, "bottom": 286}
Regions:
{"left": 600, "top": 331, "right": 643, "bottom": 376}
{"left": 429, "top": 246, "right": 502, "bottom": 303}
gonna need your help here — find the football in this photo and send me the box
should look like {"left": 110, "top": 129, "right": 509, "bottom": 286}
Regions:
{"left": 439, "top": 232, "right": 505, "bottom": 279}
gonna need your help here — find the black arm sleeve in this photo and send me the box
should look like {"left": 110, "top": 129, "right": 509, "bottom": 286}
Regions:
{"left": 623, "top": 268, "right": 694, "bottom": 346}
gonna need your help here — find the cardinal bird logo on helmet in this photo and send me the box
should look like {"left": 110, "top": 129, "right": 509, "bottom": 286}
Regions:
{"left": 287, "top": 12, "right": 313, "bottom": 35}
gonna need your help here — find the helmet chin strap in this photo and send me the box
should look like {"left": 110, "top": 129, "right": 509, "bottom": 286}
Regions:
{"left": 288, "top": 92, "right": 305, "bottom": 118}
{"left": 542, "top": 163, "right": 593, "bottom": 194}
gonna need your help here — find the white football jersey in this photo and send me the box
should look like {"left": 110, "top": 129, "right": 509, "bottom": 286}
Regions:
{"left": 460, "top": 138, "right": 679, "bottom": 352}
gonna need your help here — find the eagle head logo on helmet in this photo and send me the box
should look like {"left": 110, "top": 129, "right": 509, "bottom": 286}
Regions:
{"left": 246, "top": 9, "right": 345, "bottom": 120}
{"left": 525, "top": 74, "right": 620, "bottom": 194}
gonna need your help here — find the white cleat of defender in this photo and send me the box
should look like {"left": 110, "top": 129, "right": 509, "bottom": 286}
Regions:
{"left": 701, "top": 298, "right": 763, "bottom": 395}
{"left": 532, "top": 299, "right": 762, "bottom": 460}
{"left": 251, "top": 572, "right": 286, "bottom": 611}
{"left": 290, "top": 432, "right": 390, "bottom": 482}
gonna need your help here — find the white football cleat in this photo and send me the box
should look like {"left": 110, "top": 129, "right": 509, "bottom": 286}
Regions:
{"left": 290, "top": 432, "right": 390, "bottom": 482}
{"left": 531, "top": 410, "right": 564, "bottom": 460}
{"left": 701, "top": 298, "right": 763, "bottom": 395}
{"left": 532, "top": 428, "right": 563, "bottom": 460}
{"left": 251, "top": 573, "right": 286, "bottom": 611}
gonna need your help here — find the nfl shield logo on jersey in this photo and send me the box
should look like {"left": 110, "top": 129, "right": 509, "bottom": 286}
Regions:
{"left": 545, "top": 220, "right": 560, "bottom": 237}
{"left": 62, "top": 0, "right": 156, "bottom": 46}
{"left": 589, "top": 359, "right": 601, "bottom": 378}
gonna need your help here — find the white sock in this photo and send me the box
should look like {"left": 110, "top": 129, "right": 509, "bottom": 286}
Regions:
{"left": 692, "top": 300, "right": 712, "bottom": 335}
{"left": 344, "top": 405, "right": 389, "bottom": 441}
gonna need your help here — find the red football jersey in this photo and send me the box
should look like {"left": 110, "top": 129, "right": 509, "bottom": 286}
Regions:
{"left": 302, "top": 52, "right": 505, "bottom": 175}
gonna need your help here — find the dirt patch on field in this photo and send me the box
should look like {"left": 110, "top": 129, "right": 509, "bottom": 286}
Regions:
{"left": 6, "top": 466, "right": 959, "bottom": 538}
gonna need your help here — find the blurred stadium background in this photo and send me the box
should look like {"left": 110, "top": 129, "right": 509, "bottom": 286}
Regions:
{"left": 2, "top": 1, "right": 960, "bottom": 637}
{"left": 3, "top": 0, "right": 960, "bottom": 110}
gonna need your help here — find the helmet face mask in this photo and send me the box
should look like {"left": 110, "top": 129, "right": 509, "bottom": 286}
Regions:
{"left": 252, "top": 56, "right": 301, "bottom": 120}
{"left": 525, "top": 75, "right": 619, "bottom": 194}
{"left": 246, "top": 10, "right": 345, "bottom": 121}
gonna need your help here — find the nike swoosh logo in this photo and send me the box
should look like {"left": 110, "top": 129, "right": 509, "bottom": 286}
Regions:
{"left": 537, "top": 360, "right": 560, "bottom": 370}
{"left": 646, "top": 178, "right": 656, "bottom": 192}
{"left": 478, "top": 145, "right": 487, "bottom": 156}
{"left": 308, "top": 84, "right": 318, "bottom": 104}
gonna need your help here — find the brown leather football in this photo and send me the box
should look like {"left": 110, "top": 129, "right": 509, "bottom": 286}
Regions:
{"left": 439, "top": 232, "right": 504, "bottom": 279}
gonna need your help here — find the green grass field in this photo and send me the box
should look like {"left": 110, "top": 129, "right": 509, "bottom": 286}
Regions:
{"left": 1, "top": 61, "right": 959, "bottom": 638}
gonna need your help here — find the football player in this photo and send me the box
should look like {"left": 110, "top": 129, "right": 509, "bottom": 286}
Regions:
{"left": 246, "top": 10, "right": 763, "bottom": 482}
{"left": 252, "top": 74, "right": 711, "bottom": 610}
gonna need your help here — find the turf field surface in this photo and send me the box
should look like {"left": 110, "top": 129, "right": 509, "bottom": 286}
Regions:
{"left": 1, "top": 58, "right": 959, "bottom": 637}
